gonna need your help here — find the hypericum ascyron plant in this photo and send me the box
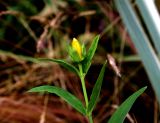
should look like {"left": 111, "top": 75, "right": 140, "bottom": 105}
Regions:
{"left": 29, "top": 35, "right": 103, "bottom": 123}
{"left": 28, "top": 35, "right": 147, "bottom": 123}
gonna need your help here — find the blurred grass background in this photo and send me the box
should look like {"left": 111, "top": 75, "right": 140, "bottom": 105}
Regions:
{"left": 0, "top": 0, "right": 158, "bottom": 123}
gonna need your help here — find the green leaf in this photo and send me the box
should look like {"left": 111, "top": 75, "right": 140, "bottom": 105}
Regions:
{"left": 38, "top": 58, "right": 79, "bottom": 75}
{"left": 108, "top": 86, "right": 147, "bottom": 123}
{"left": 82, "top": 35, "right": 100, "bottom": 74}
{"left": 28, "top": 85, "right": 86, "bottom": 115}
{"left": 81, "top": 44, "right": 86, "bottom": 58}
{"left": 68, "top": 46, "right": 82, "bottom": 62}
{"left": 87, "top": 61, "right": 106, "bottom": 114}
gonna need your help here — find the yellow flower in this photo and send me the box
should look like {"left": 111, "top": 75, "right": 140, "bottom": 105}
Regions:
{"left": 72, "top": 38, "right": 82, "bottom": 59}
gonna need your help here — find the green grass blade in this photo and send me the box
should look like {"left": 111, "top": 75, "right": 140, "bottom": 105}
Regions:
{"left": 28, "top": 85, "right": 86, "bottom": 115}
{"left": 0, "top": 50, "right": 79, "bottom": 75}
{"left": 82, "top": 35, "right": 100, "bottom": 74}
{"left": 108, "top": 86, "right": 147, "bottom": 123}
{"left": 114, "top": 0, "right": 160, "bottom": 104}
{"left": 0, "top": 50, "right": 40, "bottom": 63}
{"left": 38, "top": 58, "right": 79, "bottom": 75}
{"left": 87, "top": 61, "right": 106, "bottom": 114}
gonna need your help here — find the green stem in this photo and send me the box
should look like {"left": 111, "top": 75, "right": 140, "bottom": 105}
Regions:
{"left": 78, "top": 64, "right": 89, "bottom": 108}
{"left": 88, "top": 114, "right": 93, "bottom": 123}
{"left": 78, "top": 64, "right": 93, "bottom": 123}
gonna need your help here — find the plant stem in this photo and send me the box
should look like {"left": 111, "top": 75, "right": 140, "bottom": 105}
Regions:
{"left": 78, "top": 64, "right": 89, "bottom": 108}
{"left": 88, "top": 114, "right": 93, "bottom": 123}
{"left": 78, "top": 64, "right": 94, "bottom": 123}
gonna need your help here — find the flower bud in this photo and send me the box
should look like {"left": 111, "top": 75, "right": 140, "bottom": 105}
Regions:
{"left": 72, "top": 38, "right": 82, "bottom": 59}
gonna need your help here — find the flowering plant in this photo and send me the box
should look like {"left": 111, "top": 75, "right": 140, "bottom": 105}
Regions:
{"left": 28, "top": 35, "right": 147, "bottom": 123}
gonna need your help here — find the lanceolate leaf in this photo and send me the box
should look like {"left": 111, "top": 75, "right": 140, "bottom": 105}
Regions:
{"left": 87, "top": 61, "right": 106, "bottom": 114}
{"left": 82, "top": 35, "right": 100, "bottom": 74}
{"left": 28, "top": 85, "right": 86, "bottom": 115}
{"left": 38, "top": 58, "right": 79, "bottom": 75}
{"left": 108, "top": 86, "right": 147, "bottom": 123}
